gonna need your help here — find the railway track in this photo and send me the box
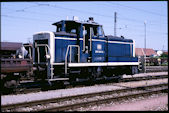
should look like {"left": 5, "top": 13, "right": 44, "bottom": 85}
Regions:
{"left": 2, "top": 73, "right": 168, "bottom": 95}
{"left": 2, "top": 83, "right": 168, "bottom": 112}
{"left": 145, "top": 66, "right": 168, "bottom": 73}
{"left": 120, "top": 74, "right": 168, "bottom": 82}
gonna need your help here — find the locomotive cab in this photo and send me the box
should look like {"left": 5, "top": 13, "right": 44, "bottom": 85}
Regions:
{"left": 52, "top": 18, "right": 106, "bottom": 63}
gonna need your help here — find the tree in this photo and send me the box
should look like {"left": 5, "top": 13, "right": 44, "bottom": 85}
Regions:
{"left": 160, "top": 53, "right": 168, "bottom": 58}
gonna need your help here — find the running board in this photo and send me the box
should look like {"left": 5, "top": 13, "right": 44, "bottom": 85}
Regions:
{"left": 68, "top": 62, "right": 139, "bottom": 67}
{"left": 50, "top": 62, "right": 139, "bottom": 67}
{"left": 46, "top": 78, "right": 69, "bottom": 81}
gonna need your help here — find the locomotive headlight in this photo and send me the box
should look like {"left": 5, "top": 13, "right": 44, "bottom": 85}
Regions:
{"left": 45, "top": 54, "right": 50, "bottom": 60}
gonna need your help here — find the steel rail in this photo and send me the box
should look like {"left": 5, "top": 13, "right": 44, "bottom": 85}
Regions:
{"left": 42, "top": 88, "right": 168, "bottom": 111}
{"left": 121, "top": 74, "right": 168, "bottom": 82}
{"left": 1, "top": 83, "right": 168, "bottom": 112}
{"left": 145, "top": 66, "right": 168, "bottom": 72}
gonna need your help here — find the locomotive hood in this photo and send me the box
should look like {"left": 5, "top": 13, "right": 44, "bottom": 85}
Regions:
{"left": 106, "top": 35, "right": 133, "bottom": 43}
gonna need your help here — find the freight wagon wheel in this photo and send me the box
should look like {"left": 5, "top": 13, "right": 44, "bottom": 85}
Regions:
{"left": 4, "top": 80, "right": 18, "bottom": 89}
{"left": 3, "top": 79, "right": 19, "bottom": 94}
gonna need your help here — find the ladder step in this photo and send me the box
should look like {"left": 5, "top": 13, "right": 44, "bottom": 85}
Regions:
{"left": 69, "top": 70, "right": 81, "bottom": 74}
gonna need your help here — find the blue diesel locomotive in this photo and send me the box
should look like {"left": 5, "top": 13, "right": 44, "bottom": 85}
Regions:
{"left": 33, "top": 17, "right": 139, "bottom": 84}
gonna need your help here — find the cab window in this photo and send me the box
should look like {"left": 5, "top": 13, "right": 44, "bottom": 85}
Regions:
{"left": 98, "top": 26, "right": 104, "bottom": 37}
{"left": 56, "top": 24, "right": 62, "bottom": 32}
{"left": 65, "top": 21, "right": 79, "bottom": 34}
{"left": 93, "top": 26, "right": 98, "bottom": 36}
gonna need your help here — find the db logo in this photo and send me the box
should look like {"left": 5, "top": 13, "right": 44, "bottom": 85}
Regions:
{"left": 97, "top": 44, "right": 102, "bottom": 50}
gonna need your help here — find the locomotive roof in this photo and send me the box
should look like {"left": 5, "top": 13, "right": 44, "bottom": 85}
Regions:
{"left": 52, "top": 20, "right": 101, "bottom": 26}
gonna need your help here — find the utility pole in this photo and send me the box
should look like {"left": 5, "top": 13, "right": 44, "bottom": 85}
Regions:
{"left": 144, "top": 21, "right": 146, "bottom": 73}
{"left": 114, "top": 12, "right": 117, "bottom": 36}
{"left": 162, "top": 45, "right": 164, "bottom": 51}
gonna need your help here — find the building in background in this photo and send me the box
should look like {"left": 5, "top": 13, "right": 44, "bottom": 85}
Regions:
{"left": 135, "top": 48, "right": 168, "bottom": 66}
{"left": 135, "top": 48, "right": 157, "bottom": 57}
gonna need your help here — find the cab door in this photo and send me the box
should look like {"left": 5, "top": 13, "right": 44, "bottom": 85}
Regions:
{"left": 81, "top": 25, "right": 93, "bottom": 62}
{"left": 91, "top": 26, "right": 106, "bottom": 62}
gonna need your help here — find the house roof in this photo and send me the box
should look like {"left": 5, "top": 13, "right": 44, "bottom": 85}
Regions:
{"left": 163, "top": 51, "right": 168, "bottom": 55}
{"left": 135, "top": 48, "right": 158, "bottom": 56}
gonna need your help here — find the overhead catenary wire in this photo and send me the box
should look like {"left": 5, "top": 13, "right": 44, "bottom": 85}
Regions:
{"left": 2, "top": 3, "right": 167, "bottom": 26}
{"left": 1, "top": 14, "right": 54, "bottom": 22}
{"left": 104, "top": 2, "right": 167, "bottom": 17}
{"left": 5, "top": 2, "right": 168, "bottom": 24}
{"left": 2, "top": 13, "right": 167, "bottom": 35}
{"left": 1, "top": 2, "right": 167, "bottom": 35}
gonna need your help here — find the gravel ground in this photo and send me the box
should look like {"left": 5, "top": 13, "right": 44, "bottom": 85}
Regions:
{"left": 10, "top": 88, "right": 153, "bottom": 112}
{"left": 89, "top": 93, "right": 168, "bottom": 111}
{"left": 1, "top": 72, "right": 168, "bottom": 106}
{"left": 123, "top": 72, "right": 168, "bottom": 78}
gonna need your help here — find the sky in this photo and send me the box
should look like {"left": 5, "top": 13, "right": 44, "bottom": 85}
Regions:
{"left": 1, "top": 1, "right": 168, "bottom": 51}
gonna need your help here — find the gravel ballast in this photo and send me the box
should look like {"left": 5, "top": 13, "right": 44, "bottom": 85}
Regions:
{"left": 91, "top": 94, "right": 168, "bottom": 111}
{"left": 1, "top": 72, "right": 168, "bottom": 106}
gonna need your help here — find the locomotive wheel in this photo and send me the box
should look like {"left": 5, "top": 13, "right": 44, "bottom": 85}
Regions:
{"left": 41, "top": 80, "right": 66, "bottom": 91}
{"left": 131, "top": 66, "right": 138, "bottom": 75}
{"left": 51, "top": 81, "right": 66, "bottom": 89}
{"left": 86, "top": 76, "right": 95, "bottom": 86}
{"left": 69, "top": 73, "right": 78, "bottom": 87}
{"left": 117, "top": 75, "right": 123, "bottom": 83}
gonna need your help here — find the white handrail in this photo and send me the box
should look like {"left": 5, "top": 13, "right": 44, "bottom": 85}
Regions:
{"left": 83, "top": 26, "right": 85, "bottom": 52}
{"left": 23, "top": 45, "right": 32, "bottom": 59}
{"left": 35, "top": 44, "right": 52, "bottom": 79}
{"left": 35, "top": 44, "right": 51, "bottom": 61}
{"left": 65, "top": 45, "right": 80, "bottom": 74}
